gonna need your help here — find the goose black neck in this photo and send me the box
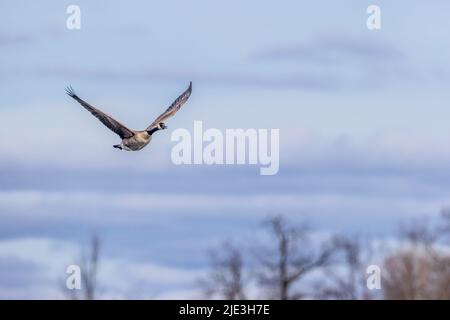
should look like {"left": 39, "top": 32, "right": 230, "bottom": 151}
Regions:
{"left": 147, "top": 127, "right": 160, "bottom": 135}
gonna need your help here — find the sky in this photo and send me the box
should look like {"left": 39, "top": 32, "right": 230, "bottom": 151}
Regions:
{"left": 1, "top": 0, "right": 450, "bottom": 299}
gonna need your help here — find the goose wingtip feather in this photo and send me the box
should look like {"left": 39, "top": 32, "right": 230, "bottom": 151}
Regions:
{"left": 65, "top": 85, "right": 76, "bottom": 98}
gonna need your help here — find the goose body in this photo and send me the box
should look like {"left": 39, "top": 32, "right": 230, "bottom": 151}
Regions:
{"left": 118, "top": 131, "right": 152, "bottom": 151}
{"left": 66, "top": 82, "right": 192, "bottom": 151}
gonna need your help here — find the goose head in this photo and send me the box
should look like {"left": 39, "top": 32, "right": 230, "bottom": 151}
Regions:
{"left": 158, "top": 122, "right": 168, "bottom": 130}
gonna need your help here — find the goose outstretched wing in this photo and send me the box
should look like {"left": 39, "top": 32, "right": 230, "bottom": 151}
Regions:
{"left": 66, "top": 86, "right": 135, "bottom": 139}
{"left": 146, "top": 82, "right": 192, "bottom": 131}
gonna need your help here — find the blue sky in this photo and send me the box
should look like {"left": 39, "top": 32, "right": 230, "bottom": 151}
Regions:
{"left": 1, "top": 0, "right": 450, "bottom": 298}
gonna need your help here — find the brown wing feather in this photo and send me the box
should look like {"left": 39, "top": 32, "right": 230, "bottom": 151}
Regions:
{"left": 146, "top": 82, "right": 192, "bottom": 131}
{"left": 65, "top": 86, "right": 134, "bottom": 139}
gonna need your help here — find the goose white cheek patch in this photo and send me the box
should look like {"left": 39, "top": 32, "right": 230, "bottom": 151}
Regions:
{"left": 171, "top": 121, "right": 280, "bottom": 175}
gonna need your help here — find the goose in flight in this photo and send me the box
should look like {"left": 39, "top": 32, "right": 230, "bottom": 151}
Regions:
{"left": 65, "top": 82, "right": 192, "bottom": 151}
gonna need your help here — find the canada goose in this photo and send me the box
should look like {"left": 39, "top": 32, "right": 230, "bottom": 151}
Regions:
{"left": 65, "top": 82, "right": 192, "bottom": 151}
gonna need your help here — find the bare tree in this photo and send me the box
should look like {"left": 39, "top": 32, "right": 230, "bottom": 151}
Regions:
{"left": 82, "top": 235, "right": 100, "bottom": 300}
{"left": 399, "top": 218, "right": 437, "bottom": 247}
{"left": 65, "top": 235, "right": 101, "bottom": 300}
{"left": 383, "top": 249, "right": 450, "bottom": 299}
{"left": 199, "top": 242, "right": 247, "bottom": 300}
{"left": 439, "top": 207, "right": 450, "bottom": 239}
{"left": 383, "top": 219, "right": 450, "bottom": 300}
{"left": 255, "top": 216, "right": 335, "bottom": 300}
{"left": 315, "top": 236, "right": 373, "bottom": 300}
